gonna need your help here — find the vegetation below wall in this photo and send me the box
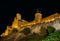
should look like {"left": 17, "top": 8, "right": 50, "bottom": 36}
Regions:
{"left": 20, "top": 25, "right": 60, "bottom": 41}
{"left": 42, "top": 31, "right": 60, "bottom": 41}
{"left": 0, "top": 25, "right": 60, "bottom": 41}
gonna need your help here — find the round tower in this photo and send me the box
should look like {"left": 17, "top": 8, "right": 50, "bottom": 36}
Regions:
{"left": 34, "top": 9, "right": 42, "bottom": 23}
{"left": 16, "top": 13, "right": 21, "bottom": 20}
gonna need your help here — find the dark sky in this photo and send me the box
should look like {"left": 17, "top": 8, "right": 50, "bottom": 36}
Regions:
{"left": 0, "top": 0, "right": 60, "bottom": 34}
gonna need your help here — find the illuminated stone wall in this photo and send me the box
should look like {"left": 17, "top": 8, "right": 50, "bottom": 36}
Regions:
{"left": 1, "top": 12, "right": 60, "bottom": 37}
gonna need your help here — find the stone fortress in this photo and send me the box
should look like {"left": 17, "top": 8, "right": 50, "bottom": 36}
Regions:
{"left": 1, "top": 9, "right": 60, "bottom": 37}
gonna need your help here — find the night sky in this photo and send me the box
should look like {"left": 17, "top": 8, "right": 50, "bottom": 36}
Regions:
{"left": 0, "top": 0, "right": 60, "bottom": 34}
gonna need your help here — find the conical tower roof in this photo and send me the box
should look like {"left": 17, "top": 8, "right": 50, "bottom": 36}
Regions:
{"left": 36, "top": 8, "right": 41, "bottom": 13}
